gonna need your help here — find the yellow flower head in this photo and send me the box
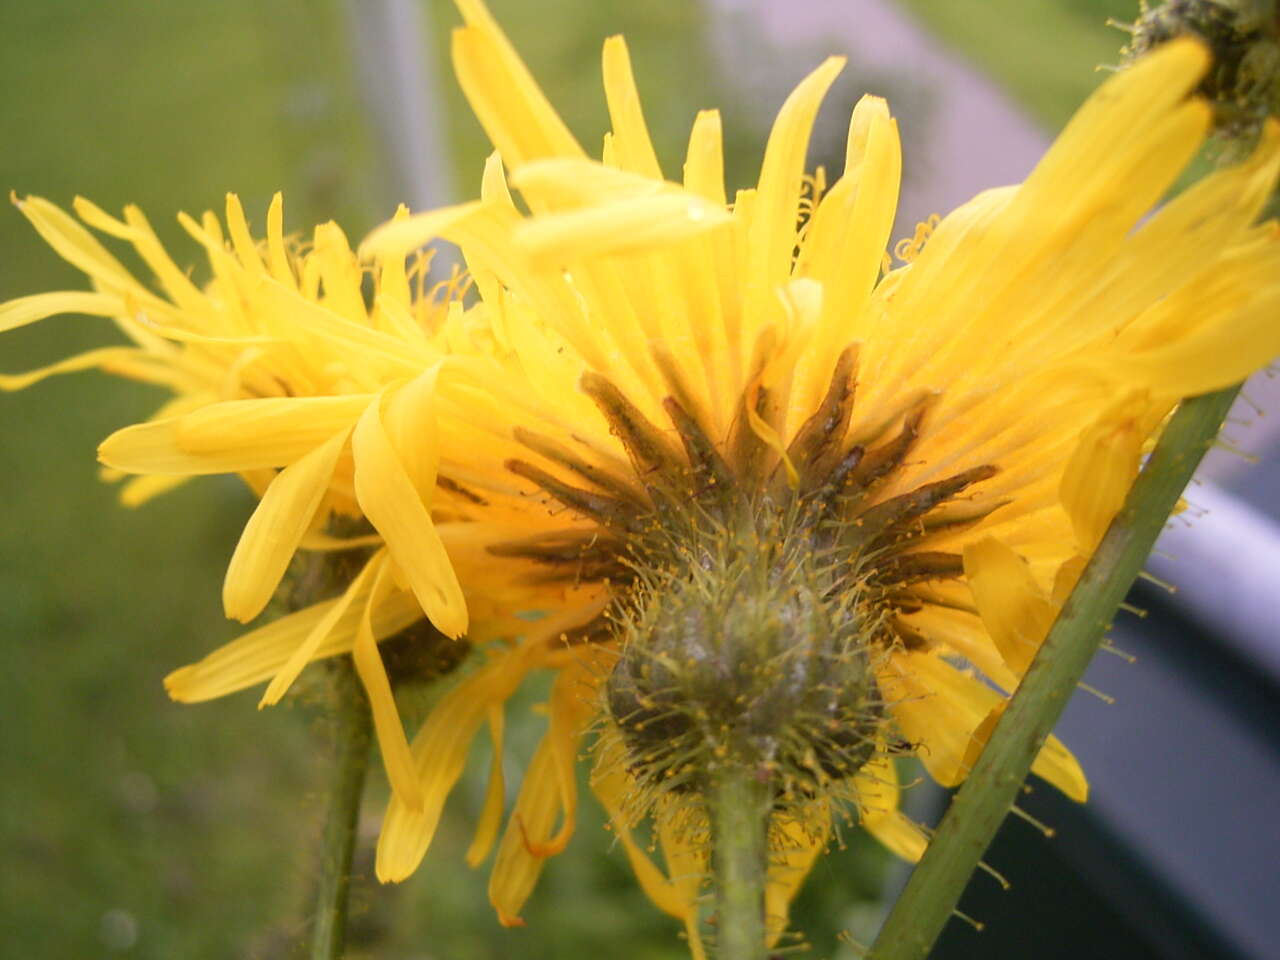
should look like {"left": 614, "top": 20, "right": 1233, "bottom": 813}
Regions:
{"left": 0, "top": 190, "right": 569, "bottom": 813}
{"left": 6, "top": 0, "right": 1280, "bottom": 951}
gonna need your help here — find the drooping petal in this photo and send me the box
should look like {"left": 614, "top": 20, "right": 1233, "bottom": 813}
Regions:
{"left": 258, "top": 552, "right": 381, "bottom": 707}
{"left": 1059, "top": 390, "right": 1153, "bottom": 552}
{"left": 963, "top": 536, "right": 1056, "bottom": 677}
{"left": 165, "top": 579, "right": 420, "bottom": 702}
{"left": 856, "top": 752, "right": 927, "bottom": 862}
{"left": 590, "top": 744, "right": 687, "bottom": 915}
{"left": 377, "top": 640, "right": 546, "bottom": 883}
{"left": 351, "top": 557, "right": 424, "bottom": 810}
{"left": 352, "top": 392, "right": 467, "bottom": 638}
{"left": 222, "top": 427, "right": 351, "bottom": 622}
{"left": 962, "top": 701, "right": 1089, "bottom": 803}
{"left": 488, "top": 651, "right": 601, "bottom": 925}
{"left": 764, "top": 811, "right": 829, "bottom": 947}
{"left": 465, "top": 705, "right": 507, "bottom": 868}
{"left": 881, "top": 650, "right": 998, "bottom": 787}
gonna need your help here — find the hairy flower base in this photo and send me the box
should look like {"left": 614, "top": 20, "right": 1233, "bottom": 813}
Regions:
{"left": 497, "top": 354, "right": 1007, "bottom": 949}
{"left": 502, "top": 357, "right": 1000, "bottom": 806}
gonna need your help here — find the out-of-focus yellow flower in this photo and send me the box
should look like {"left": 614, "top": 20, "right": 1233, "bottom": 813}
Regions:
{"left": 0, "top": 189, "right": 605, "bottom": 817}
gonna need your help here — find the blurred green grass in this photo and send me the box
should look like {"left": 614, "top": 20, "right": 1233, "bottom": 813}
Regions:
{"left": 0, "top": 1, "right": 1137, "bottom": 957}
{"left": 897, "top": 0, "right": 1136, "bottom": 127}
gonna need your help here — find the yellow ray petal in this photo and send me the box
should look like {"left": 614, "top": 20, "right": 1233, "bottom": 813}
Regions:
{"left": 111, "top": 202, "right": 207, "bottom": 312}
{"left": 312, "top": 220, "right": 367, "bottom": 325}
{"left": 351, "top": 557, "right": 424, "bottom": 810}
{"left": 0, "top": 291, "right": 122, "bottom": 333}
{"left": 856, "top": 752, "right": 927, "bottom": 862}
{"left": 1, "top": 347, "right": 159, "bottom": 392}
{"left": 265, "top": 192, "right": 296, "bottom": 289}
{"left": 466, "top": 704, "right": 507, "bottom": 867}
{"left": 898, "top": 604, "right": 1018, "bottom": 693}
{"left": 514, "top": 190, "right": 730, "bottom": 266}
{"left": 352, "top": 392, "right": 468, "bottom": 638}
{"left": 744, "top": 57, "right": 844, "bottom": 327}
{"left": 451, "top": 0, "right": 585, "bottom": 170}
{"left": 765, "top": 812, "right": 829, "bottom": 947}
{"left": 962, "top": 701, "right": 1089, "bottom": 803}
{"left": 1021, "top": 37, "right": 1209, "bottom": 215}
{"left": 602, "top": 34, "right": 662, "bottom": 179}
{"left": 224, "top": 193, "right": 267, "bottom": 276}
{"left": 377, "top": 642, "right": 543, "bottom": 883}
{"left": 1059, "top": 391, "right": 1151, "bottom": 553}
{"left": 384, "top": 362, "right": 445, "bottom": 496}
{"left": 865, "top": 810, "right": 928, "bottom": 864}
{"left": 12, "top": 193, "right": 138, "bottom": 291}
{"left": 118, "top": 473, "right": 190, "bottom": 508}
{"left": 1105, "top": 278, "right": 1280, "bottom": 396}
{"left": 258, "top": 278, "right": 426, "bottom": 373}
{"left": 222, "top": 427, "right": 351, "bottom": 623}
{"left": 165, "top": 585, "right": 420, "bottom": 703}
{"left": 358, "top": 201, "right": 482, "bottom": 266}
{"left": 963, "top": 537, "right": 1056, "bottom": 677}
{"left": 509, "top": 156, "right": 667, "bottom": 208}
{"left": 375, "top": 205, "right": 414, "bottom": 313}
{"left": 654, "top": 813, "right": 708, "bottom": 960}
{"left": 881, "top": 650, "right": 994, "bottom": 787}
{"left": 177, "top": 395, "right": 374, "bottom": 463}
{"left": 487, "top": 734, "right": 559, "bottom": 927}
{"left": 258, "top": 552, "right": 381, "bottom": 707}
{"left": 100, "top": 416, "right": 285, "bottom": 475}
{"left": 590, "top": 746, "right": 687, "bottom": 917}
{"left": 683, "top": 109, "right": 726, "bottom": 206}
{"left": 798, "top": 95, "right": 901, "bottom": 390}
{"left": 488, "top": 653, "right": 600, "bottom": 924}
{"left": 1086, "top": 122, "right": 1280, "bottom": 329}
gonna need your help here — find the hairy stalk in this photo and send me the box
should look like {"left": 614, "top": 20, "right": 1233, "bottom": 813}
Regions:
{"left": 866, "top": 384, "right": 1242, "bottom": 960}
{"left": 710, "top": 765, "right": 773, "bottom": 960}
{"left": 310, "top": 656, "right": 373, "bottom": 960}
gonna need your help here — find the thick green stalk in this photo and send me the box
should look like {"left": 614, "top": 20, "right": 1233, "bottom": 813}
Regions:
{"left": 866, "top": 384, "right": 1241, "bottom": 960}
{"left": 310, "top": 656, "right": 373, "bottom": 960}
{"left": 710, "top": 765, "right": 773, "bottom": 960}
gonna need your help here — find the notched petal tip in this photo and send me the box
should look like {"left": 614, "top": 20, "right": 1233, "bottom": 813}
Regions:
{"left": 162, "top": 666, "right": 194, "bottom": 702}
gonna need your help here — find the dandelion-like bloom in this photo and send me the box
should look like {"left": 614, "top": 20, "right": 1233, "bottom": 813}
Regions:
{"left": 356, "top": 2, "right": 1280, "bottom": 941}
{"left": 6, "top": 0, "right": 1280, "bottom": 952}
{"left": 0, "top": 191, "right": 587, "bottom": 814}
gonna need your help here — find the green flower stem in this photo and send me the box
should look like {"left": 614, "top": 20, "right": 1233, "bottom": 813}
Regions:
{"left": 709, "top": 764, "right": 773, "bottom": 960}
{"left": 310, "top": 656, "right": 373, "bottom": 960}
{"left": 866, "top": 384, "right": 1242, "bottom": 960}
